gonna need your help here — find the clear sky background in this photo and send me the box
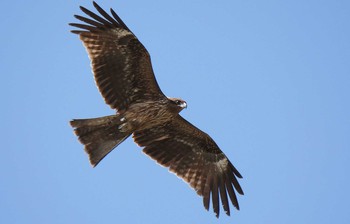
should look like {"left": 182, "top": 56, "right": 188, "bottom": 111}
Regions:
{"left": 1, "top": 0, "right": 349, "bottom": 223}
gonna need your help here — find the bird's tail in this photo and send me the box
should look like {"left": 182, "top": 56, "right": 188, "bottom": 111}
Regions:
{"left": 70, "top": 114, "right": 132, "bottom": 167}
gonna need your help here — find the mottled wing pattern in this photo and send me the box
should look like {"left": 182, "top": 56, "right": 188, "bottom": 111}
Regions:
{"left": 70, "top": 2, "right": 166, "bottom": 111}
{"left": 133, "top": 115, "right": 244, "bottom": 217}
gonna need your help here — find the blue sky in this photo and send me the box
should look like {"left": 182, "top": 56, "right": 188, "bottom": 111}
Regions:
{"left": 1, "top": 0, "right": 350, "bottom": 223}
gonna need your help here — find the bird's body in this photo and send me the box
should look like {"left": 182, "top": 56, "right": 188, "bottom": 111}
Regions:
{"left": 70, "top": 1, "right": 243, "bottom": 217}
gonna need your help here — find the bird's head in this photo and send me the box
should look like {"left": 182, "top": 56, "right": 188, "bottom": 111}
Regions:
{"left": 168, "top": 97, "right": 187, "bottom": 113}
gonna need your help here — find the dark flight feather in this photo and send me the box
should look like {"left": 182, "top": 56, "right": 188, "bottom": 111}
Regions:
{"left": 133, "top": 115, "right": 244, "bottom": 217}
{"left": 70, "top": 1, "right": 166, "bottom": 111}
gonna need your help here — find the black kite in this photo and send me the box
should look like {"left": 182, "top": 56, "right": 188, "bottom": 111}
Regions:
{"left": 69, "top": 1, "right": 244, "bottom": 217}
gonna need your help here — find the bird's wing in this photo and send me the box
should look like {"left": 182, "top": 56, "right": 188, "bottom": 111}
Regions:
{"left": 70, "top": 2, "right": 166, "bottom": 111}
{"left": 133, "top": 115, "right": 244, "bottom": 217}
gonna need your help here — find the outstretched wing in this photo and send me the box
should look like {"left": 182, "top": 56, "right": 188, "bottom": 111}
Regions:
{"left": 70, "top": 2, "right": 166, "bottom": 111}
{"left": 133, "top": 115, "right": 244, "bottom": 217}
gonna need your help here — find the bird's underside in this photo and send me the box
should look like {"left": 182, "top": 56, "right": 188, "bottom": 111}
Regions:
{"left": 70, "top": 1, "right": 243, "bottom": 218}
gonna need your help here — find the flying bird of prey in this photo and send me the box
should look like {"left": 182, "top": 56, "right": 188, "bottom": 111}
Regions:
{"left": 69, "top": 1, "right": 243, "bottom": 217}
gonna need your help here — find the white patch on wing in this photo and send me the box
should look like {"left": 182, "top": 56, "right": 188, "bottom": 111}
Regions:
{"left": 175, "top": 138, "right": 194, "bottom": 147}
{"left": 118, "top": 123, "right": 126, "bottom": 130}
{"left": 153, "top": 135, "right": 170, "bottom": 142}
{"left": 215, "top": 157, "right": 228, "bottom": 172}
{"left": 114, "top": 29, "right": 133, "bottom": 37}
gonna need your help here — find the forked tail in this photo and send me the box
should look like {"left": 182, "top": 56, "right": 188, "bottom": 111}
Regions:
{"left": 70, "top": 115, "right": 131, "bottom": 167}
